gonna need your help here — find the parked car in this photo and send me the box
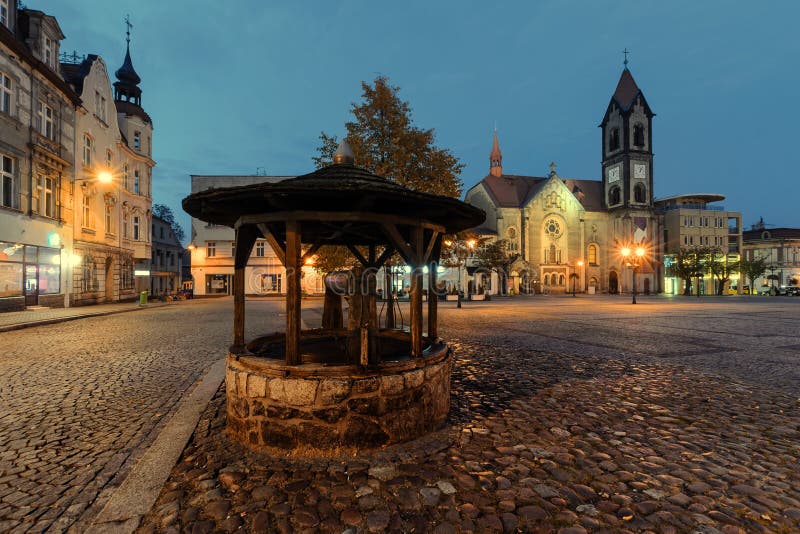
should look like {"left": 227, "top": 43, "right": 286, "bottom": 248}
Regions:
{"left": 785, "top": 286, "right": 800, "bottom": 296}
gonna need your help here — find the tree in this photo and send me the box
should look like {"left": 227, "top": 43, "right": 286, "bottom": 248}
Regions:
{"left": 739, "top": 256, "right": 768, "bottom": 295}
{"left": 152, "top": 204, "right": 185, "bottom": 244}
{"left": 708, "top": 250, "right": 739, "bottom": 295}
{"left": 313, "top": 76, "right": 463, "bottom": 197}
{"left": 312, "top": 76, "right": 466, "bottom": 321}
{"left": 666, "top": 247, "right": 712, "bottom": 296}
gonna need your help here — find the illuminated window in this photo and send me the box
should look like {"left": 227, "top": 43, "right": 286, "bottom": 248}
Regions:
{"left": 206, "top": 241, "right": 216, "bottom": 257}
{"left": 82, "top": 195, "right": 91, "bottom": 227}
{"left": 1, "top": 71, "right": 11, "bottom": 114}
{"left": 588, "top": 244, "right": 598, "bottom": 265}
{"left": 1, "top": 154, "right": 18, "bottom": 209}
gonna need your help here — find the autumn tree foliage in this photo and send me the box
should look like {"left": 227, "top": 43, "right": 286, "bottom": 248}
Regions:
{"left": 313, "top": 76, "right": 463, "bottom": 198}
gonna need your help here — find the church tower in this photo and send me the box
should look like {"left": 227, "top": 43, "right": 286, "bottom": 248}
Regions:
{"left": 489, "top": 130, "right": 503, "bottom": 177}
{"left": 600, "top": 60, "right": 655, "bottom": 211}
{"left": 113, "top": 16, "right": 153, "bottom": 156}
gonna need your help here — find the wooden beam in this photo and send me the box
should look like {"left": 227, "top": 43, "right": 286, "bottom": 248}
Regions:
{"left": 256, "top": 223, "right": 286, "bottom": 266}
{"left": 373, "top": 246, "right": 395, "bottom": 269}
{"left": 301, "top": 243, "right": 322, "bottom": 263}
{"left": 233, "top": 226, "right": 258, "bottom": 349}
{"left": 285, "top": 220, "right": 302, "bottom": 365}
{"left": 346, "top": 244, "right": 369, "bottom": 267}
{"left": 423, "top": 230, "right": 440, "bottom": 264}
{"left": 238, "top": 211, "right": 446, "bottom": 234}
{"left": 381, "top": 222, "right": 416, "bottom": 266}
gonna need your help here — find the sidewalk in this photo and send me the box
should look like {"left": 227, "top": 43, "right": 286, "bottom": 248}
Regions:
{"left": 0, "top": 300, "right": 173, "bottom": 333}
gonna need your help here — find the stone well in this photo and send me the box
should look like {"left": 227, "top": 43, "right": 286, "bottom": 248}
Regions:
{"left": 226, "top": 342, "right": 452, "bottom": 449}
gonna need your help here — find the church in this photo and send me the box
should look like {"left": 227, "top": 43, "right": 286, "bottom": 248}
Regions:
{"left": 465, "top": 66, "right": 661, "bottom": 295}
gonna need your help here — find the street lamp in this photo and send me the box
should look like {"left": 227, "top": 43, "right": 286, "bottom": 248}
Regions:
{"left": 621, "top": 246, "right": 646, "bottom": 304}
{"left": 573, "top": 259, "right": 584, "bottom": 297}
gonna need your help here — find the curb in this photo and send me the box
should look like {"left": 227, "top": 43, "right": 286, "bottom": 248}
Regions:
{"left": 0, "top": 302, "right": 173, "bottom": 333}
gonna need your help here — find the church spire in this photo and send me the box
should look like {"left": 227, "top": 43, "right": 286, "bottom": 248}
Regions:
{"left": 489, "top": 129, "right": 503, "bottom": 177}
{"left": 114, "top": 15, "right": 143, "bottom": 106}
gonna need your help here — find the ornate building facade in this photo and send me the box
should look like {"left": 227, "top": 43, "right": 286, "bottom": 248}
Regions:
{"left": 62, "top": 32, "right": 154, "bottom": 306}
{"left": 0, "top": 2, "right": 79, "bottom": 311}
{"left": 465, "top": 67, "right": 661, "bottom": 294}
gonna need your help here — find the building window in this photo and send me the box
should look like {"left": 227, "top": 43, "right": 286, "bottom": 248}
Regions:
{"left": 82, "top": 195, "right": 91, "bottom": 227}
{"left": 1, "top": 71, "right": 11, "bottom": 114}
{"left": 34, "top": 173, "right": 56, "bottom": 218}
{"left": 106, "top": 149, "right": 113, "bottom": 167}
{"left": 0, "top": 0, "right": 8, "bottom": 28}
{"left": 44, "top": 37, "right": 55, "bottom": 68}
{"left": 133, "top": 216, "right": 140, "bottom": 240}
{"left": 95, "top": 90, "right": 107, "bottom": 122}
{"left": 81, "top": 255, "right": 96, "bottom": 292}
{"left": 231, "top": 242, "right": 236, "bottom": 258}
{"left": 82, "top": 134, "right": 93, "bottom": 166}
{"left": 633, "top": 123, "right": 645, "bottom": 147}
{"left": 1, "top": 154, "right": 17, "bottom": 209}
{"left": 206, "top": 241, "right": 216, "bottom": 257}
{"left": 133, "top": 169, "right": 140, "bottom": 194}
{"left": 609, "top": 127, "right": 620, "bottom": 152}
{"left": 36, "top": 101, "right": 55, "bottom": 140}
{"left": 609, "top": 186, "right": 621, "bottom": 206}
{"left": 544, "top": 218, "right": 562, "bottom": 239}
{"left": 255, "top": 241, "right": 265, "bottom": 257}
{"left": 123, "top": 164, "right": 129, "bottom": 190}
{"left": 133, "top": 131, "right": 141, "bottom": 151}
{"left": 588, "top": 244, "right": 598, "bottom": 265}
{"left": 634, "top": 183, "right": 646, "bottom": 203}
{"left": 105, "top": 204, "right": 113, "bottom": 234}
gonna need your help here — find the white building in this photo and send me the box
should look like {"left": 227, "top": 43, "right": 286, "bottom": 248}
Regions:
{"left": 188, "top": 175, "right": 324, "bottom": 297}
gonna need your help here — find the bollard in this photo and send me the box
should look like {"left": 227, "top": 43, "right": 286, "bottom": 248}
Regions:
{"left": 139, "top": 291, "right": 147, "bottom": 306}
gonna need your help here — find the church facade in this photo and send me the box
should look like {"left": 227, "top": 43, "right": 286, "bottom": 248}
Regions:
{"left": 465, "top": 67, "right": 661, "bottom": 295}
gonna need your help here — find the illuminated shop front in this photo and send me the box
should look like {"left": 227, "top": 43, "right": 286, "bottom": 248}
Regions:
{"left": 0, "top": 242, "right": 62, "bottom": 308}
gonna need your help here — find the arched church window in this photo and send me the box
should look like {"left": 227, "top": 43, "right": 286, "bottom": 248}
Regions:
{"left": 609, "top": 186, "right": 621, "bottom": 206}
{"left": 588, "top": 244, "right": 598, "bottom": 265}
{"left": 633, "top": 123, "right": 645, "bottom": 147}
{"left": 543, "top": 274, "right": 550, "bottom": 286}
{"left": 634, "top": 183, "right": 646, "bottom": 203}
{"left": 609, "top": 128, "right": 620, "bottom": 152}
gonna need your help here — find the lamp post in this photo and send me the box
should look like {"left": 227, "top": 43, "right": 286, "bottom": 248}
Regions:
{"left": 574, "top": 259, "right": 584, "bottom": 297}
{"left": 621, "top": 246, "right": 645, "bottom": 304}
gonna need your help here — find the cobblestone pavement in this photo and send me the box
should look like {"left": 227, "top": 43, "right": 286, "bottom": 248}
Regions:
{"left": 0, "top": 297, "right": 297, "bottom": 534}
{"left": 137, "top": 296, "right": 800, "bottom": 533}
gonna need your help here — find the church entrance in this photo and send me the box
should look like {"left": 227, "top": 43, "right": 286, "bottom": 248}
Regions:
{"left": 609, "top": 271, "right": 619, "bottom": 294}
{"left": 643, "top": 278, "right": 651, "bottom": 295}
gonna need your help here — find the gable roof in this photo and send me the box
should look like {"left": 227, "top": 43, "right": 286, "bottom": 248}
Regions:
{"left": 476, "top": 173, "right": 605, "bottom": 212}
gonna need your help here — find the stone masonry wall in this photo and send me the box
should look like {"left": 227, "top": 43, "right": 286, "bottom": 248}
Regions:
{"left": 225, "top": 351, "right": 452, "bottom": 450}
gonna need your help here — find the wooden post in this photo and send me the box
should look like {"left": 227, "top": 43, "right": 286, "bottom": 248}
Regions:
{"left": 384, "top": 266, "right": 395, "bottom": 329}
{"left": 427, "top": 235, "right": 442, "bottom": 342}
{"left": 410, "top": 226, "right": 424, "bottom": 358}
{"left": 285, "top": 220, "right": 302, "bottom": 365}
{"left": 233, "top": 225, "right": 258, "bottom": 350}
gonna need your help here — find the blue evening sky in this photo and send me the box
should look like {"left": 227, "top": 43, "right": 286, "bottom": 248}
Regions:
{"left": 36, "top": 1, "right": 800, "bottom": 242}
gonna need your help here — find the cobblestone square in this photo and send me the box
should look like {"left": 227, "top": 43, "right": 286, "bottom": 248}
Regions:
{"left": 139, "top": 295, "right": 800, "bottom": 533}
{"left": 1, "top": 296, "right": 799, "bottom": 533}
